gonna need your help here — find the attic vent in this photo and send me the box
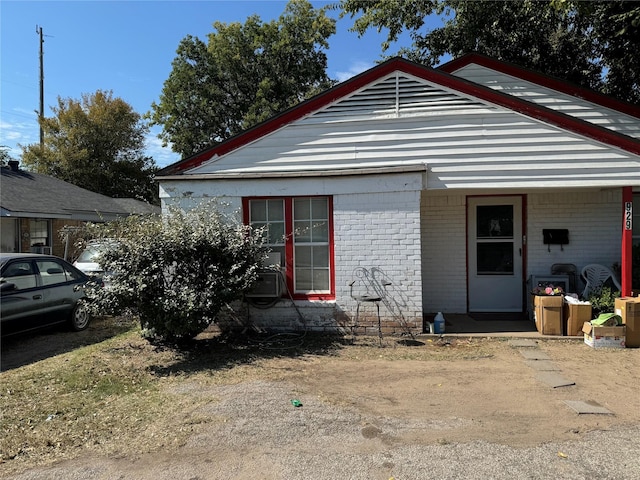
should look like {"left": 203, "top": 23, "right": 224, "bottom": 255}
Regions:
{"left": 308, "top": 73, "right": 488, "bottom": 122}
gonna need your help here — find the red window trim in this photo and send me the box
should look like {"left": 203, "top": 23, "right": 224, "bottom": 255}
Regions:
{"left": 242, "top": 196, "right": 335, "bottom": 301}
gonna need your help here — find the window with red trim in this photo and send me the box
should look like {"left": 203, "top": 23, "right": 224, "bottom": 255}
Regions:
{"left": 243, "top": 196, "right": 334, "bottom": 300}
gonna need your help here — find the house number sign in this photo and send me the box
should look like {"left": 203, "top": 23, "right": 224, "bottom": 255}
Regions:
{"left": 625, "top": 202, "right": 633, "bottom": 230}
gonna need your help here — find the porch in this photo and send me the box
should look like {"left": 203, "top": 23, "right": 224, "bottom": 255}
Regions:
{"left": 431, "top": 313, "right": 567, "bottom": 338}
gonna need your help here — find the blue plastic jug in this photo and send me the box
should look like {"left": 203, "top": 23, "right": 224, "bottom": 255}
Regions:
{"left": 434, "top": 312, "right": 445, "bottom": 334}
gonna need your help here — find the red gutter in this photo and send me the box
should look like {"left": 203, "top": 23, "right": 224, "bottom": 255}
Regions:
{"left": 161, "top": 56, "right": 640, "bottom": 175}
{"left": 439, "top": 53, "right": 640, "bottom": 118}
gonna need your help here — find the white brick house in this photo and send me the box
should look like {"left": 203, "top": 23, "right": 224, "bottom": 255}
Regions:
{"left": 156, "top": 54, "right": 640, "bottom": 335}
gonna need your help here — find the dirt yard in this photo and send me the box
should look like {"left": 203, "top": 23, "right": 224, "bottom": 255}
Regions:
{"left": 2, "top": 321, "right": 640, "bottom": 479}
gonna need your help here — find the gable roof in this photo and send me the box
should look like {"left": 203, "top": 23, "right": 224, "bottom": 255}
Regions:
{"left": 158, "top": 56, "right": 640, "bottom": 177}
{"left": 439, "top": 52, "right": 640, "bottom": 118}
{"left": 1, "top": 165, "right": 159, "bottom": 220}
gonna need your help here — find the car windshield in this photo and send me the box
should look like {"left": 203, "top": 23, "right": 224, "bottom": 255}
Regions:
{"left": 76, "top": 245, "right": 108, "bottom": 263}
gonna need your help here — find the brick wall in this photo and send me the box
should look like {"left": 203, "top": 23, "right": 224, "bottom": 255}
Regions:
{"left": 421, "top": 193, "right": 467, "bottom": 313}
{"left": 212, "top": 189, "right": 424, "bottom": 335}
{"left": 420, "top": 189, "right": 624, "bottom": 315}
{"left": 333, "top": 190, "right": 423, "bottom": 335}
{"left": 526, "top": 189, "right": 622, "bottom": 292}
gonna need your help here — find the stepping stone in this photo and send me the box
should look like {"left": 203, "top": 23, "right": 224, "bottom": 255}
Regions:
{"left": 519, "top": 349, "right": 551, "bottom": 360}
{"left": 536, "top": 372, "right": 575, "bottom": 388}
{"left": 525, "top": 360, "right": 560, "bottom": 371}
{"left": 509, "top": 339, "right": 538, "bottom": 348}
{"left": 564, "top": 400, "right": 613, "bottom": 415}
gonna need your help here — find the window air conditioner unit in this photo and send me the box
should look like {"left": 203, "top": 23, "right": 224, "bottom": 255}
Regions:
{"left": 245, "top": 271, "right": 282, "bottom": 298}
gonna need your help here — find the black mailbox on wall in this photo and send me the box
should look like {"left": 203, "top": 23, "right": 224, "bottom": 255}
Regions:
{"left": 543, "top": 229, "right": 569, "bottom": 251}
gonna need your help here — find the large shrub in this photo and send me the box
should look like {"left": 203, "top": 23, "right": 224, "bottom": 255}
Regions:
{"left": 84, "top": 202, "right": 267, "bottom": 341}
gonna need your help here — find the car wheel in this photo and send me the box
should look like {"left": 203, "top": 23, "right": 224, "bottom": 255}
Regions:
{"left": 69, "top": 301, "right": 91, "bottom": 331}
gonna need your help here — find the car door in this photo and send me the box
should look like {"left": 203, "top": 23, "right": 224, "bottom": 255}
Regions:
{"left": 35, "top": 258, "right": 85, "bottom": 321}
{"left": 0, "top": 259, "right": 43, "bottom": 335}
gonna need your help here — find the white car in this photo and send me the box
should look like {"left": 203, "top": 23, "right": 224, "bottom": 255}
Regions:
{"left": 73, "top": 241, "right": 118, "bottom": 287}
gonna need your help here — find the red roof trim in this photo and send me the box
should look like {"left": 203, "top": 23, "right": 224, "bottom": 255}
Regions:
{"left": 160, "top": 59, "right": 407, "bottom": 174}
{"left": 160, "top": 56, "right": 640, "bottom": 175}
{"left": 439, "top": 53, "right": 640, "bottom": 118}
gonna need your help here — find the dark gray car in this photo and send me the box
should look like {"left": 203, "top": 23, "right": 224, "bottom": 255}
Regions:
{"left": 1, "top": 253, "right": 91, "bottom": 337}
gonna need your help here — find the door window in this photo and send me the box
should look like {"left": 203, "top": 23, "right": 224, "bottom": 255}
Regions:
{"left": 36, "top": 259, "right": 83, "bottom": 285}
{"left": 1, "top": 261, "right": 38, "bottom": 290}
{"left": 476, "top": 205, "right": 514, "bottom": 275}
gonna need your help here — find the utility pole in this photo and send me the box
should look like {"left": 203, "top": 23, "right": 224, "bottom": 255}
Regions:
{"left": 36, "top": 25, "right": 44, "bottom": 149}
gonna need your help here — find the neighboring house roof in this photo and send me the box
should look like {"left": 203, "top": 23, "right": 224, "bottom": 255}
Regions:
{"left": 111, "top": 198, "right": 161, "bottom": 215}
{"left": 1, "top": 162, "right": 160, "bottom": 220}
{"left": 158, "top": 55, "right": 640, "bottom": 178}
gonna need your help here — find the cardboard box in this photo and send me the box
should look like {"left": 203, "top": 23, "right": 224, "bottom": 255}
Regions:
{"left": 533, "top": 295, "right": 563, "bottom": 335}
{"left": 582, "top": 322, "right": 626, "bottom": 349}
{"left": 614, "top": 297, "right": 640, "bottom": 348}
{"left": 564, "top": 303, "right": 592, "bottom": 336}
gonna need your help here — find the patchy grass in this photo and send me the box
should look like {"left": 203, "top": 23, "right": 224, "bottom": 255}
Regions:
{"left": 0, "top": 324, "right": 497, "bottom": 476}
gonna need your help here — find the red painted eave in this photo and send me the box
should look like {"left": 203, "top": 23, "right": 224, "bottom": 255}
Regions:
{"left": 158, "top": 55, "right": 640, "bottom": 176}
{"left": 158, "top": 58, "right": 411, "bottom": 175}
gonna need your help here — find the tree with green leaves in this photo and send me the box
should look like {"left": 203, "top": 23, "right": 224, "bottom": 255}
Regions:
{"left": 148, "top": 0, "right": 336, "bottom": 158}
{"left": 0, "top": 146, "right": 13, "bottom": 166}
{"left": 339, "top": 0, "right": 640, "bottom": 105}
{"left": 21, "top": 90, "right": 158, "bottom": 203}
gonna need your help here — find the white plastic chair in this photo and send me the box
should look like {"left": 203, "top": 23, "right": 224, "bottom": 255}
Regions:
{"left": 580, "top": 264, "right": 622, "bottom": 299}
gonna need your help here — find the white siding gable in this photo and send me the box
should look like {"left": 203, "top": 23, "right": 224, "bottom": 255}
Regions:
{"left": 450, "top": 63, "right": 640, "bottom": 139}
{"left": 186, "top": 70, "right": 640, "bottom": 189}
{"left": 302, "top": 72, "right": 491, "bottom": 122}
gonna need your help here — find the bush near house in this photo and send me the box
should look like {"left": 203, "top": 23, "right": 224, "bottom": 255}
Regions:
{"left": 83, "top": 201, "right": 268, "bottom": 342}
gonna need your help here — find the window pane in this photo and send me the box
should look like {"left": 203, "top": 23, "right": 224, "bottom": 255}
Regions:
{"left": 250, "top": 200, "right": 284, "bottom": 246}
{"left": 268, "top": 223, "right": 285, "bottom": 245}
{"left": 311, "top": 197, "right": 328, "bottom": 219}
{"left": 295, "top": 268, "right": 312, "bottom": 291}
{"left": 294, "top": 198, "right": 310, "bottom": 220}
{"left": 313, "top": 246, "right": 329, "bottom": 267}
{"left": 476, "top": 205, "right": 513, "bottom": 238}
{"left": 268, "top": 199, "right": 284, "bottom": 219}
{"left": 294, "top": 220, "right": 312, "bottom": 242}
{"left": 477, "top": 242, "right": 513, "bottom": 274}
{"left": 313, "top": 270, "right": 330, "bottom": 291}
{"left": 312, "top": 221, "right": 328, "bottom": 242}
{"left": 294, "top": 245, "right": 329, "bottom": 292}
{"left": 295, "top": 246, "right": 312, "bottom": 267}
{"left": 64, "top": 264, "right": 83, "bottom": 281}
{"left": 250, "top": 200, "right": 267, "bottom": 222}
{"left": 37, "top": 260, "right": 69, "bottom": 286}
{"left": 2, "top": 261, "right": 38, "bottom": 289}
{"left": 269, "top": 246, "right": 286, "bottom": 268}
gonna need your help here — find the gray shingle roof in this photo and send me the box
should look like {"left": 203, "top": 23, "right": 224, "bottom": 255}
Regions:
{"left": 1, "top": 165, "right": 159, "bottom": 220}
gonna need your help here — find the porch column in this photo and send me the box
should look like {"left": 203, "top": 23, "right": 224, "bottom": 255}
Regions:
{"left": 622, "top": 186, "right": 633, "bottom": 297}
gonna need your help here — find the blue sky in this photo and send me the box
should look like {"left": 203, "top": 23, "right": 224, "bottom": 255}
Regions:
{"left": 1, "top": 1, "right": 437, "bottom": 168}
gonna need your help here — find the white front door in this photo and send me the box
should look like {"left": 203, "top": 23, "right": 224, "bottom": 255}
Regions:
{"left": 468, "top": 196, "right": 524, "bottom": 312}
